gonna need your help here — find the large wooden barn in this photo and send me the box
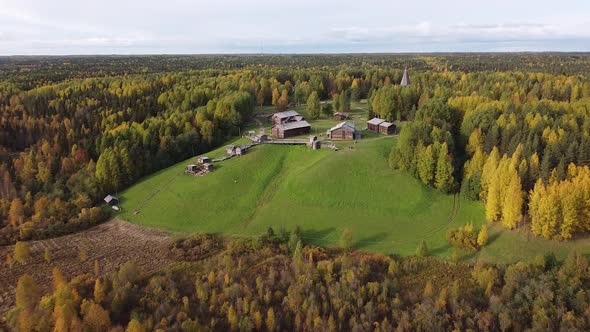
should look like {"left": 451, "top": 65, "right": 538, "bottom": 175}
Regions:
{"left": 271, "top": 120, "right": 311, "bottom": 138}
{"left": 327, "top": 122, "right": 360, "bottom": 140}
{"left": 270, "top": 110, "right": 305, "bottom": 125}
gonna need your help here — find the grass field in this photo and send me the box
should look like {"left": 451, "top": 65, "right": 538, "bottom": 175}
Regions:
{"left": 118, "top": 103, "right": 590, "bottom": 263}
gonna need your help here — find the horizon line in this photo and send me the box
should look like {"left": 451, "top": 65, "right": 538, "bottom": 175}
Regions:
{"left": 2, "top": 51, "right": 590, "bottom": 57}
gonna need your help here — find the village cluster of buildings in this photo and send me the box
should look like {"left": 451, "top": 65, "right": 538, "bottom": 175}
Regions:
{"left": 267, "top": 109, "right": 396, "bottom": 140}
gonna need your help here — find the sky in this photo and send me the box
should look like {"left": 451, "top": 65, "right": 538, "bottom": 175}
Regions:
{"left": 1, "top": 0, "right": 590, "bottom": 55}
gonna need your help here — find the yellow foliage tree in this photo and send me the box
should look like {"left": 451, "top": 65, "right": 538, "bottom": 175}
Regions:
{"left": 501, "top": 168, "right": 523, "bottom": 229}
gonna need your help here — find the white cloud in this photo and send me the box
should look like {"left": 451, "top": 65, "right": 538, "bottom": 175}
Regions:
{"left": 1, "top": 0, "right": 590, "bottom": 54}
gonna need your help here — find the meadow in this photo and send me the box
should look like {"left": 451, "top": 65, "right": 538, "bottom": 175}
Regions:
{"left": 117, "top": 101, "right": 590, "bottom": 263}
{"left": 117, "top": 132, "right": 590, "bottom": 262}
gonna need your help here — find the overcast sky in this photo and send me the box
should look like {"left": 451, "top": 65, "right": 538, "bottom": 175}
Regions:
{"left": 1, "top": 0, "right": 590, "bottom": 55}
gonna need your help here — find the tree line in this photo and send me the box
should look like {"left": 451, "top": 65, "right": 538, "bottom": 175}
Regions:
{"left": 7, "top": 230, "right": 590, "bottom": 331}
{"left": 389, "top": 70, "right": 590, "bottom": 239}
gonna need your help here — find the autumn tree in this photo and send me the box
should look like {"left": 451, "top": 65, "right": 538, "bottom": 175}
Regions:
{"left": 477, "top": 226, "right": 488, "bottom": 247}
{"left": 417, "top": 143, "right": 436, "bottom": 185}
{"left": 501, "top": 169, "right": 523, "bottom": 229}
{"left": 306, "top": 92, "right": 321, "bottom": 120}
{"left": 14, "top": 241, "right": 31, "bottom": 264}
{"left": 435, "top": 143, "right": 455, "bottom": 192}
{"left": 82, "top": 300, "right": 111, "bottom": 331}
{"left": 340, "top": 228, "right": 353, "bottom": 251}
{"left": 275, "top": 90, "right": 289, "bottom": 112}
{"left": 266, "top": 307, "right": 276, "bottom": 331}
{"left": 8, "top": 198, "right": 24, "bottom": 227}
{"left": 416, "top": 240, "right": 429, "bottom": 257}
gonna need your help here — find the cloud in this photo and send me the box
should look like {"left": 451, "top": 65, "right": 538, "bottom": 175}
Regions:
{"left": 1, "top": 0, "right": 590, "bottom": 54}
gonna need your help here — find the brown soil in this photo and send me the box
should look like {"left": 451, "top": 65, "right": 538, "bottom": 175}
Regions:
{"left": 0, "top": 218, "right": 172, "bottom": 320}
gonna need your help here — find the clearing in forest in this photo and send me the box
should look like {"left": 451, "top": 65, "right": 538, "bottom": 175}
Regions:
{"left": 120, "top": 138, "right": 483, "bottom": 255}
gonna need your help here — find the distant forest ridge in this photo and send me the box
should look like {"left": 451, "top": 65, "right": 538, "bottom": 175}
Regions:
{"left": 2, "top": 53, "right": 590, "bottom": 89}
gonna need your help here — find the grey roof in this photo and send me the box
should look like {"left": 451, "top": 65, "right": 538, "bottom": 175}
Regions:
{"left": 368, "top": 117, "right": 385, "bottom": 125}
{"left": 329, "top": 121, "right": 356, "bottom": 132}
{"left": 400, "top": 68, "right": 410, "bottom": 86}
{"left": 379, "top": 121, "right": 394, "bottom": 128}
{"left": 277, "top": 120, "right": 311, "bottom": 130}
{"left": 273, "top": 110, "right": 300, "bottom": 119}
{"left": 104, "top": 195, "right": 118, "bottom": 203}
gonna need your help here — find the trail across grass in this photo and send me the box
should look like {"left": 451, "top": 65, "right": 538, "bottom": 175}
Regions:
{"left": 119, "top": 118, "right": 590, "bottom": 263}
{"left": 120, "top": 138, "right": 477, "bottom": 257}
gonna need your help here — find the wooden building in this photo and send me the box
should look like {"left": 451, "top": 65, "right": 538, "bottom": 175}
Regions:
{"left": 367, "top": 117, "right": 385, "bottom": 132}
{"left": 186, "top": 164, "right": 199, "bottom": 174}
{"left": 271, "top": 120, "right": 311, "bottom": 138}
{"left": 226, "top": 145, "right": 244, "bottom": 156}
{"left": 270, "top": 110, "right": 304, "bottom": 125}
{"left": 104, "top": 195, "right": 119, "bottom": 206}
{"left": 253, "top": 133, "right": 268, "bottom": 143}
{"left": 334, "top": 112, "right": 350, "bottom": 120}
{"left": 379, "top": 121, "right": 395, "bottom": 135}
{"left": 197, "top": 156, "right": 211, "bottom": 164}
{"left": 400, "top": 68, "right": 410, "bottom": 86}
{"left": 327, "top": 122, "right": 360, "bottom": 140}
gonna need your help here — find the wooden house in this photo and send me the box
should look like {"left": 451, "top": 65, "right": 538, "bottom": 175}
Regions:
{"left": 270, "top": 110, "right": 303, "bottom": 125}
{"left": 186, "top": 164, "right": 199, "bottom": 174}
{"left": 253, "top": 133, "right": 268, "bottom": 143}
{"left": 104, "top": 195, "right": 119, "bottom": 206}
{"left": 226, "top": 145, "right": 244, "bottom": 156}
{"left": 334, "top": 112, "right": 350, "bottom": 120}
{"left": 197, "top": 156, "right": 211, "bottom": 164}
{"left": 327, "top": 122, "right": 360, "bottom": 140}
{"left": 271, "top": 120, "right": 311, "bottom": 138}
{"left": 367, "top": 117, "right": 385, "bottom": 132}
{"left": 379, "top": 121, "right": 395, "bottom": 135}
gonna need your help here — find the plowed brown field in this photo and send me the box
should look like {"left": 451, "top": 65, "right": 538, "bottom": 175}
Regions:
{"left": 0, "top": 218, "right": 172, "bottom": 321}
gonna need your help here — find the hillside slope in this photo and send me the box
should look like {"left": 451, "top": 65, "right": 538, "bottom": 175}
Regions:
{"left": 119, "top": 137, "right": 590, "bottom": 261}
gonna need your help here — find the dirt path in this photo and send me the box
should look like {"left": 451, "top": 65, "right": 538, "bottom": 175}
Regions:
{"left": 0, "top": 218, "right": 172, "bottom": 320}
{"left": 253, "top": 117, "right": 266, "bottom": 134}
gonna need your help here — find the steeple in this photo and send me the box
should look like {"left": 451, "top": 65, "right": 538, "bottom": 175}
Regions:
{"left": 400, "top": 67, "right": 410, "bottom": 86}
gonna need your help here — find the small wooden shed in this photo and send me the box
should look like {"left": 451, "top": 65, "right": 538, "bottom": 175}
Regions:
{"left": 253, "top": 133, "right": 268, "bottom": 143}
{"left": 198, "top": 156, "right": 211, "bottom": 164}
{"left": 334, "top": 112, "right": 350, "bottom": 120}
{"left": 378, "top": 121, "right": 395, "bottom": 135}
{"left": 104, "top": 195, "right": 119, "bottom": 206}
{"left": 186, "top": 164, "right": 199, "bottom": 174}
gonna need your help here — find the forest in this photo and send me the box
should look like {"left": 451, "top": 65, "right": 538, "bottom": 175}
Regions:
{"left": 2, "top": 54, "right": 590, "bottom": 245}
{"left": 6, "top": 231, "right": 590, "bottom": 331}
{"left": 2, "top": 53, "right": 590, "bottom": 330}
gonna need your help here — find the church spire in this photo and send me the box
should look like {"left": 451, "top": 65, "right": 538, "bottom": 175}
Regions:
{"left": 400, "top": 67, "right": 410, "bottom": 86}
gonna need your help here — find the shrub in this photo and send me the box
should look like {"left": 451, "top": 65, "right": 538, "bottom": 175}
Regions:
{"left": 14, "top": 241, "right": 31, "bottom": 264}
{"left": 446, "top": 224, "right": 479, "bottom": 252}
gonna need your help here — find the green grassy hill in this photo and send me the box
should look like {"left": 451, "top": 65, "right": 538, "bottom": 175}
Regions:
{"left": 119, "top": 109, "right": 590, "bottom": 262}
{"left": 120, "top": 138, "right": 482, "bottom": 257}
